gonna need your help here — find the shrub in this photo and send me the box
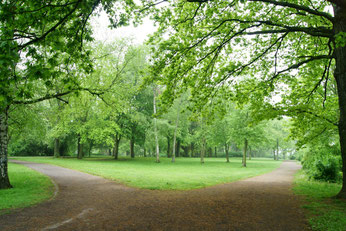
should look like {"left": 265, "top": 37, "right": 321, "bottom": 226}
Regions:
{"left": 303, "top": 152, "right": 342, "bottom": 183}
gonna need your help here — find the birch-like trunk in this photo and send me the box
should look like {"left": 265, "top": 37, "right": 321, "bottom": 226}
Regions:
{"left": 153, "top": 86, "right": 160, "bottom": 163}
{"left": 0, "top": 108, "right": 11, "bottom": 189}
{"left": 242, "top": 138, "right": 248, "bottom": 167}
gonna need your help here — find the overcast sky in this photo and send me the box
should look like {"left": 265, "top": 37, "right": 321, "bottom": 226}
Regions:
{"left": 91, "top": 11, "right": 157, "bottom": 44}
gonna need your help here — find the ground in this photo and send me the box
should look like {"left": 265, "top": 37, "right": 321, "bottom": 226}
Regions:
{"left": 0, "top": 160, "right": 309, "bottom": 230}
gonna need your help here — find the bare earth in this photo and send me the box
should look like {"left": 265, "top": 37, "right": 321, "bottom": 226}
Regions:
{"left": 1, "top": 160, "right": 309, "bottom": 231}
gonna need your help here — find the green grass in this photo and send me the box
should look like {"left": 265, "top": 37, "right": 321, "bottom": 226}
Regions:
{"left": 293, "top": 170, "right": 346, "bottom": 231}
{"left": 0, "top": 163, "right": 54, "bottom": 214}
{"left": 11, "top": 157, "right": 282, "bottom": 190}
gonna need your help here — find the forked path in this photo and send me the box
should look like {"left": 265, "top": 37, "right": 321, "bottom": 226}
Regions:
{"left": 1, "top": 160, "right": 309, "bottom": 231}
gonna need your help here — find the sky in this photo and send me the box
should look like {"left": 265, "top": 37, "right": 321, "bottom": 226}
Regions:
{"left": 91, "top": 11, "right": 157, "bottom": 44}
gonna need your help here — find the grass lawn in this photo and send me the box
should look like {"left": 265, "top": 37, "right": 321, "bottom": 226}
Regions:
{"left": 0, "top": 163, "right": 54, "bottom": 214}
{"left": 11, "top": 157, "right": 282, "bottom": 190}
{"left": 293, "top": 171, "right": 346, "bottom": 231}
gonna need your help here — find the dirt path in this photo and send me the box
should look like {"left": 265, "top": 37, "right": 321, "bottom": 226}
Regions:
{"left": 0, "top": 160, "right": 309, "bottom": 231}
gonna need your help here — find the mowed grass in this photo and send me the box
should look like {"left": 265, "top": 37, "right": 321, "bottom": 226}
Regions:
{"left": 293, "top": 171, "right": 346, "bottom": 231}
{"left": 12, "top": 157, "right": 282, "bottom": 190}
{"left": 0, "top": 163, "right": 54, "bottom": 214}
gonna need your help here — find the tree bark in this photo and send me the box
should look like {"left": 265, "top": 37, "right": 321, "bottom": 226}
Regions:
{"left": 0, "top": 108, "right": 12, "bottom": 189}
{"left": 334, "top": 5, "right": 346, "bottom": 198}
{"left": 276, "top": 138, "right": 279, "bottom": 161}
{"left": 153, "top": 86, "right": 160, "bottom": 163}
{"left": 130, "top": 138, "right": 135, "bottom": 158}
{"left": 176, "top": 139, "right": 181, "bottom": 157}
{"left": 242, "top": 138, "right": 248, "bottom": 167}
{"left": 54, "top": 138, "right": 60, "bottom": 158}
{"left": 215, "top": 146, "right": 217, "bottom": 157}
{"left": 77, "top": 135, "right": 83, "bottom": 159}
{"left": 167, "top": 136, "right": 171, "bottom": 158}
{"left": 201, "top": 137, "right": 206, "bottom": 164}
{"left": 113, "top": 135, "right": 121, "bottom": 159}
{"left": 225, "top": 143, "right": 230, "bottom": 163}
{"left": 249, "top": 146, "right": 252, "bottom": 160}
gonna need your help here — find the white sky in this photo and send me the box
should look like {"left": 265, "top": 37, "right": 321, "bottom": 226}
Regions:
{"left": 91, "top": 11, "right": 157, "bottom": 44}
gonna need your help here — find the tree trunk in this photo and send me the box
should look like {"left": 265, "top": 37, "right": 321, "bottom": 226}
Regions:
{"left": 54, "top": 138, "right": 60, "bottom": 158}
{"left": 77, "top": 135, "right": 83, "bottom": 159}
{"left": 225, "top": 143, "right": 230, "bottom": 163}
{"left": 88, "top": 140, "right": 93, "bottom": 158}
{"left": 0, "top": 108, "right": 12, "bottom": 189}
{"left": 215, "top": 146, "right": 217, "bottom": 157}
{"left": 242, "top": 138, "right": 248, "bottom": 167}
{"left": 334, "top": 5, "right": 346, "bottom": 198}
{"left": 249, "top": 146, "right": 251, "bottom": 160}
{"left": 176, "top": 139, "right": 181, "bottom": 157}
{"left": 113, "top": 135, "right": 121, "bottom": 159}
{"left": 130, "top": 138, "right": 135, "bottom": 158}
{"left": 153, "top": 86, "right": 160, "bottom": 163}
{"left": 276, "top": 138, "right": 279, "bottom": 161}
{"left": 167, "top": 136, "right": 171, "bottom": 158}
{"left": 201, "top": 137, "right": 206, "bottom": 164}
{"left": 273, "top": 148, "right": 276, "bottom": 160}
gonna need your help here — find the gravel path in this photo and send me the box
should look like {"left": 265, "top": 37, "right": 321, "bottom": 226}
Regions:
{"left": 0, "top": 160, "right": 309, "bottom": 231}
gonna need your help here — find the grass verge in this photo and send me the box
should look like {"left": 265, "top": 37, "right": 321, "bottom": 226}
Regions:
{"left": 12, "top": 157, "right": 282, "bottom": 190}
{"left": 0, "top": 163, "right": 54, "bottom": 214}
{"left": 293, "top": 170, "right": 346, "bottom": 231}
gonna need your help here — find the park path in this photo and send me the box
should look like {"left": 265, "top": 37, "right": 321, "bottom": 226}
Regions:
{"left": 0, "top": 160, "right": 309, "bottom": 231}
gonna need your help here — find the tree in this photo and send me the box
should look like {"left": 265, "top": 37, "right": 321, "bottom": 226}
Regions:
{"left": 0, "top": 0, "right": 139, "bottom": 189}
{"left": 146, "top": 0, "right": 346, "bottom": 198}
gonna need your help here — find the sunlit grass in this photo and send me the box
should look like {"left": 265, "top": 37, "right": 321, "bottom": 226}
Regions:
{"left": 0, "top": 163, "right": 54, "bottom": 214}
{"left": 12, "top": 157, "right": 282, "bottom": 190}
{"left": 293, "top": 171, "right": 346, "bottom": 231}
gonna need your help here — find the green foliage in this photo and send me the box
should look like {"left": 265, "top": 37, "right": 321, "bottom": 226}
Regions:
{"left": 300, "top": 140, "right": 342, "bottom": 183}
{"left": 0, "top": 163, "right": 54, "bottom": 213}
{"left": 294, "top": 171, "right": 346, "bottom": 231}
{"left": 9, "top": 140, "right": 53, "bottom": 157}
{"left": 13, "top": 157, "right": 282, "bottom": 190}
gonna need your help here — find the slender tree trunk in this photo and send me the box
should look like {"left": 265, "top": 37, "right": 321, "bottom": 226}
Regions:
{"left": 276, "top": 138, "right": 279, "bottom": 161}
{"left": 130, "top": 138, "right": 135, "bottom": 158}
{"left": 0, "top": 108, "right": 11, "bottom": 189}
{"left": 334, "top": 5, "right": 346, "bottom": 199}
{"left": 54, "top": 138, "right": 60, "bottom": 158}
{"left": 77, "top": 135, "right": 83, "bottom": 159}
{"left": 225, "top": 143, "right": 230, "bottom": 163}
{"left": 273, "top": 148, "right": 276, "bottom": 160}
{"left": 143, "top": 148, "right": 146, "bottom": 157}
{"left": 153, "top": 86, "right": 160, "bottom": 163}
{"left": 249, "top": 146, "right": 251, "bottom": 160}
{"left": 201, "top": 137, "right": 206, "bottom": 164}
{"left": 172, "top": 104, "right": 181, "bottom": 163}
{"left": 176, "top": 139, "right": 181, "bottom": 157}
{"left": 215, "top": 146, "right": 217, "bottom": 157}
{"left": 167, "top": 137, "right": 171, "bottom": 158}
{"left": 242, "top": 138, "right": 248, "bottom": 167}
{"left": 113, "top": 135, "right": 121, "bottom": 159}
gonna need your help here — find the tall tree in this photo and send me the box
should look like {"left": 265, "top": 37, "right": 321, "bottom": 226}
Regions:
{"left": 0, "top": 0, "right": 139, "bottom": 189}
{"left": 145, "top": 0, "right": 346, "bottom": 198}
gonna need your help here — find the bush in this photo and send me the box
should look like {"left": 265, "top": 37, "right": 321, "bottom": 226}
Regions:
{"left": 9, "top": 140, "right": 53, "bottom": 156}
{"left": 303, "top": 153, "right": 342, "bottom": 183}
{"left": 312, "top": 157, "right": 341, "bottom": 182}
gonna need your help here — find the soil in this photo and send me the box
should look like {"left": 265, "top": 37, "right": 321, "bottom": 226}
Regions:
{"left": 0, "top": 160, "right": 310, "bottom": 231}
